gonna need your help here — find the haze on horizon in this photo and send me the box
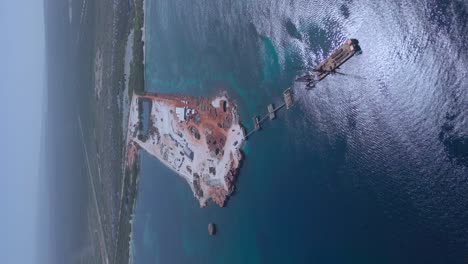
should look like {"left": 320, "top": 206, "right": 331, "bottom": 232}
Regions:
{"left": 0, "top": 1, "right": 46, "bottom": 263}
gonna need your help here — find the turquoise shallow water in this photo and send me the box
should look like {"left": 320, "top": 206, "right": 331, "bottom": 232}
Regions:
{"left": 132, "top": 0, "right": 468, "bottom": 263}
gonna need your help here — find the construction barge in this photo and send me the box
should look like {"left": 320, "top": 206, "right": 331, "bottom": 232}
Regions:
{"left": 296, "top": 38, "right": 361, "bottom": 89}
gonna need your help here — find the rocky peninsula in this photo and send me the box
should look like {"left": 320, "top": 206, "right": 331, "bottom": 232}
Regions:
{"left": 126, "top": 91, "right": 245, "bottom": 207}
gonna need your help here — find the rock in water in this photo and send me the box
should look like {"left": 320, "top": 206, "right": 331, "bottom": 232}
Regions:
{"left": 208, "top": 223, "right": 216, "bottom": 236}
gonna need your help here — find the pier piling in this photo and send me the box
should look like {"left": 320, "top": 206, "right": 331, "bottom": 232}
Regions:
{"left": 253, "top": 116, "right": 260, "bottom": 130}
{"left": 245, "top": 88, "right": 294, "bottom": 140}
{"left": 267, "top": 104, "right": 275, "bottom": 120}
{"left": 283, "top": 88, "right": 294, "bottom": 109}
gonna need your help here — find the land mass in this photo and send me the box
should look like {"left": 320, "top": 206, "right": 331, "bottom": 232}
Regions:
{"left": 126, "top": 92, "right": 245, "bottom": 207}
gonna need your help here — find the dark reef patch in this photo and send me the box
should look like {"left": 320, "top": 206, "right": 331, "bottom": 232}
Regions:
{"left": 285, "top": 19, "right": 302, "bottom": 40}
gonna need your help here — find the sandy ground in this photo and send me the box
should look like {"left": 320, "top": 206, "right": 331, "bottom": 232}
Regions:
{"left": 126, "top": 92, "right": 245, "bottom": 207}
{"left": 122, "top": 29, "right": 134, "bottom": 136}
{"left": 94, "top": 49, "right": 103, "bottom": 100}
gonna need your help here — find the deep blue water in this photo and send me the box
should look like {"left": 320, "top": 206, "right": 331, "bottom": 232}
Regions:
{"left": 132, "top": 0, "right": 468, "bottom": 263}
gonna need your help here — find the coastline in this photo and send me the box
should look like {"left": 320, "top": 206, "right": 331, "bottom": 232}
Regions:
{"left": 113, "top": 0, "right": 146, "bottom": 263}
{"left": 118, "top": 0, "right": 146, "bottom": 263}
{"left": 141, "top": 0, "right": 146, "bottom": 64}
{"left": 127, "top": 0, "right": 146, "bottom": 98}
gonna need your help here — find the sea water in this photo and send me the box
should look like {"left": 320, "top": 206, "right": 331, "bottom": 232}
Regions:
{"left": 132, "top": 0, "right": 468, "bottom": 263}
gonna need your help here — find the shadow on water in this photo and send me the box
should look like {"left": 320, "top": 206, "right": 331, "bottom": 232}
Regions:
{"left": 285, "top": 19, "right": 303, "bottom": 41}
{"left": 439, "top": 113, "right": 468, "bottom": 167}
